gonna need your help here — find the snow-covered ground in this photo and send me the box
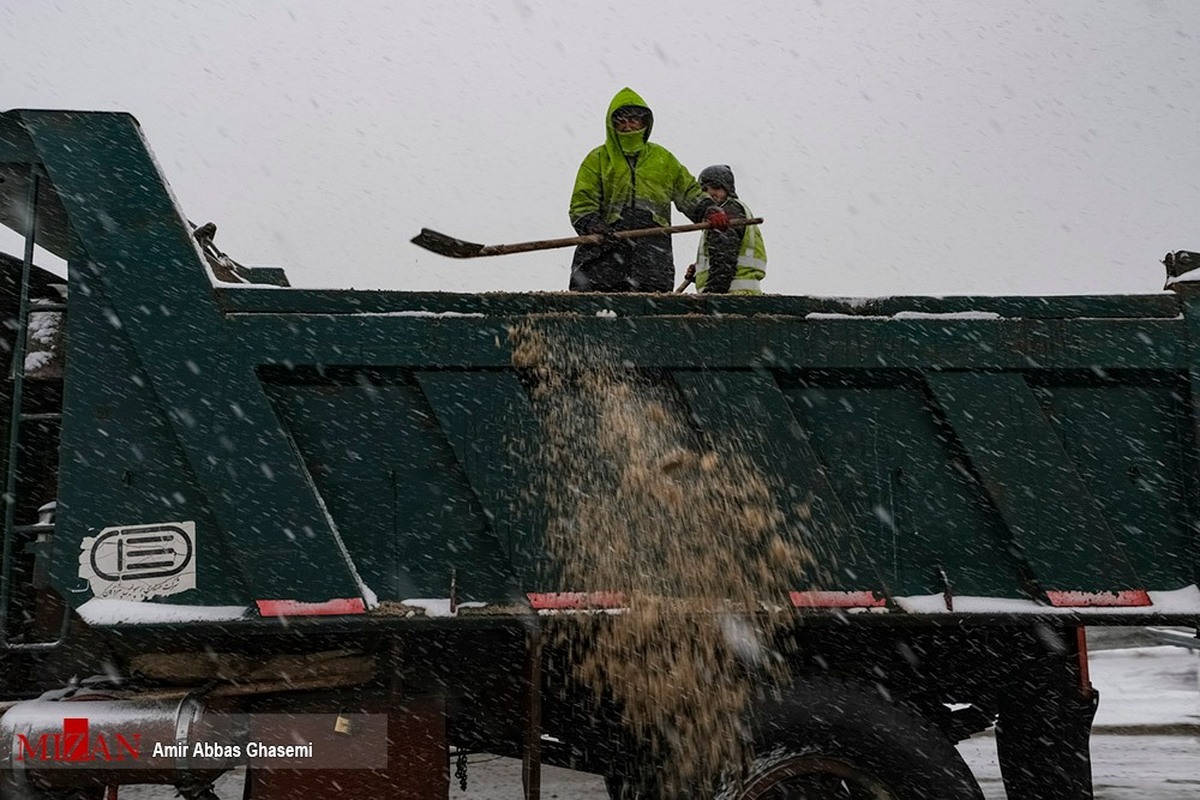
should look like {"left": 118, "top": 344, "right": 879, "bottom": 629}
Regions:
{"left": 116, "top": 635, "right": 1200, "bottom": 798}
{"left": 1088, "top": 641, "right": 1199, "bottom": 733}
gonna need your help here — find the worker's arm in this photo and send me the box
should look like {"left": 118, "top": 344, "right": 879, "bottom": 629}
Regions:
{"left": 569, "top": 149, "right": 606, "bottom": 234}
{"left": 701, "top": 201, "right": 746, "bottom": 294}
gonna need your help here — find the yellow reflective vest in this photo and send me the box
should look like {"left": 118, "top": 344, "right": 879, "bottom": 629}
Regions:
{"left": 693, "top": 205, "right": 767, "bottom": 295}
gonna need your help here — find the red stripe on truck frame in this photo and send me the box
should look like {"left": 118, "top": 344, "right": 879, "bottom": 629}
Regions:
{"left": 526, "top": 592, "right": 627, "bottom": 610}
{"left": 790, "top": 590, "right": 887, "bottom": 608}
{"left": 255, "top": 598, "right": 368, "bottom": 616}
{"left": 1044, "top": 589, "right": 1152, "bottom": 607}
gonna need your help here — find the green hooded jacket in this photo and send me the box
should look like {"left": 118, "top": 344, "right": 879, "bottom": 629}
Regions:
{"left": 569, "top": 87, "right": 709, "bottom": 232}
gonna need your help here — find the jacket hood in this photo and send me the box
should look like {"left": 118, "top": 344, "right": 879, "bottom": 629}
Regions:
{"left": 606, "top": 87, "right": 654, "bottom": 145}
{"left": 699, "top": 164, "right": 737, "bottom": 198}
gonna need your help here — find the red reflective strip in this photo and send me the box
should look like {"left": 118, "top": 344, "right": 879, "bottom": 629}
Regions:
{"left": 255, "top": 598, "right": 367, "bottom": 616}
{"left": 1044, "top": 589, "right": 1151, "bottom": 608}
{"left": 789, "top": 590, "right": 886, "bottom": 608}
{"left": 526, "top": 592, "right": 627, "bottom": 610}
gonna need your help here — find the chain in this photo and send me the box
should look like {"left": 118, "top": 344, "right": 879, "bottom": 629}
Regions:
{"left": 455, "top": 749, "right": 469, "bottom": 791}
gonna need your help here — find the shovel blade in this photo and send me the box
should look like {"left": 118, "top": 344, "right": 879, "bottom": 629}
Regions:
{"left": 411, "top": 228, "right": 487, "bottom": 259}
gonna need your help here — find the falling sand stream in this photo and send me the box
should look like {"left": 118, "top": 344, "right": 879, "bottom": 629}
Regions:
{"left": 511, "top": 321, "right": 827, "bottom": 794}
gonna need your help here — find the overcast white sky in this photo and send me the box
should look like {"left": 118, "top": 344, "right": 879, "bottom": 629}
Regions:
{"left": 3, "top": 1, "right": 1198, "bottom": 296}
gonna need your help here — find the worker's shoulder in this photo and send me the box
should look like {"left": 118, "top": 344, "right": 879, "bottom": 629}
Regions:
{"left": 576, "top": 144, "right": 607, "bottom": 168}
{"left": 643, "top": 141, "right": 682, "bottom": 162}
{"left": 726, "top": 198, "right": 750, "bottom": 216}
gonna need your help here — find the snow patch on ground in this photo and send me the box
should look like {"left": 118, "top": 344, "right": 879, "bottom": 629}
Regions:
{"left": 1090, "top": 645, "right": 1200, "bottom": 729}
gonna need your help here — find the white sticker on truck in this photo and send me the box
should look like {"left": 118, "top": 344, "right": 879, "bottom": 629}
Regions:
{"left": 78, "top": 521, "right": 196, "bottom": 601}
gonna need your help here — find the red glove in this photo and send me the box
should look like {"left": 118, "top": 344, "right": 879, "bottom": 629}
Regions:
{"left": 705, "top": 207, "right": 730, "bottom": 231}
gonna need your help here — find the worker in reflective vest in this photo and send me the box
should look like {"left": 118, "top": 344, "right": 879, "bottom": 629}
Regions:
{"left": 686, "top": 164, "right": 767, "bottom": 295}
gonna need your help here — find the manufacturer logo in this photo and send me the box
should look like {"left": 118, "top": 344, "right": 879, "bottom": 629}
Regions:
{"left": 78, "top": 521, "right": 196, "bottom": 601}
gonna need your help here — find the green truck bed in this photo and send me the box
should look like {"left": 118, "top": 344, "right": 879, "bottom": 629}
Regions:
{"left": 1, "top": 109, "right": 1196, "bottom": 633}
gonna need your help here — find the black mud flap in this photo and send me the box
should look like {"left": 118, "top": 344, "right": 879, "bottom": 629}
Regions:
{"left": 995, "top": 630, "right": 1101, "bottom": 800}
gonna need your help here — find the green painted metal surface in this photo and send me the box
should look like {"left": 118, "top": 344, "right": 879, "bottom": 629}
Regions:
{"left": 0, "top": 110, "right": 1196, "bottom": 626}
{"left": 927, "top": 372, "right": 1144, "bottom": 597}
{"left": 10, "top": 111, "right": 365, "bottom": 608}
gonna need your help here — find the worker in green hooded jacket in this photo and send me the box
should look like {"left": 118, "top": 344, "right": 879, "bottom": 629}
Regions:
{"left": 568, "top": 87, "right": 728, "bottom": 293}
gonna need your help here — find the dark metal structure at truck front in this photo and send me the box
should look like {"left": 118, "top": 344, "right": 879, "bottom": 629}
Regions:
{"left": 0, "top": 109, "right": 1195, "bottom": 800}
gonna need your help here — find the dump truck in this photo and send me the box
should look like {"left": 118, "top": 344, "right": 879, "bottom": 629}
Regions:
{"left": 0, "top": 109, "right": 1196, "bottom": 800}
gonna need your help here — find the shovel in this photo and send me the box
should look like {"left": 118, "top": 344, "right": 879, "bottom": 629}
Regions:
{"left": 412, "top": 217, "right": 763, "bottom": 259}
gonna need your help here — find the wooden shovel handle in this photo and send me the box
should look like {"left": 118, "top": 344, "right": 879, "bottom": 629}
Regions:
{"left": 483, "top": 217, "right": 764, "bottom": 257}
{"left": 412, "top": 218, "right": 764, "bottom": 259}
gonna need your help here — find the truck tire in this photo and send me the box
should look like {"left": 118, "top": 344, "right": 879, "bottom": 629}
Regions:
{"left": 607, "top": 677, "right": 982, "bottom": 800}
{"left": 718, "top": 677, "right": 983, "bottom": 800}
